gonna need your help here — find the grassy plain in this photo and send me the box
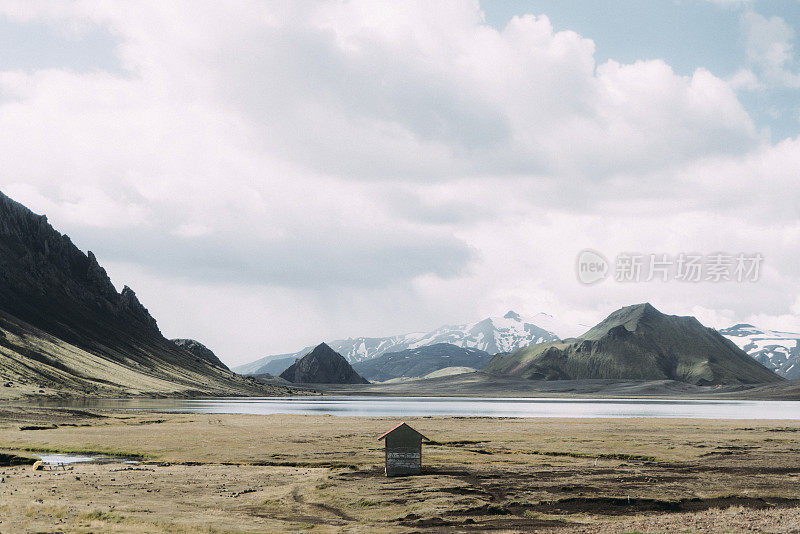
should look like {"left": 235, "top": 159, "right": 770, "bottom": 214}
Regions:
{"left": 1, "top": 407, "right": 799, "bottom": 532}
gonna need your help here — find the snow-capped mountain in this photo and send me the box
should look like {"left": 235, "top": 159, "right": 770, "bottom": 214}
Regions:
{"left": 719, "top": 324, "right": 800, "bottom": 379}
{"left": 234, "top": 311, "right": 560, "bottom": 374}
{"left": 402, "top": 311, "right": 560, "bottom": 355}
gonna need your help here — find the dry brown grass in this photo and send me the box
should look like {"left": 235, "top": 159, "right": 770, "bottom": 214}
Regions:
{"left": 0, "top": 409, "right": 798, "bottom": 532}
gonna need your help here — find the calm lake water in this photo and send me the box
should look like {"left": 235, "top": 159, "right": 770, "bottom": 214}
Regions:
{"left": 33, "top": 396, "right": 800, "bottom": 419}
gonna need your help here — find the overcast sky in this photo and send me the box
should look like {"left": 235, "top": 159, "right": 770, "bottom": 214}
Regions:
{"left": 1, "top": 1, "right": 799, "bottom": 366}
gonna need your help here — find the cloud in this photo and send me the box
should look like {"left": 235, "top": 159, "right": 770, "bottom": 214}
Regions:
{"left": 728, "top": 67, "right": 763, "bottom": 91}
{"left": 72, "top": 224, "right": 474, "bottom": 288}
{"left": 741, "top": 10, "right": 800, "bottom": 87}
{"left": 0, "top": 3, "right": 761, "bottom": 189}
{"left": 216, "top": 8, "right": 757, "bottom": 179}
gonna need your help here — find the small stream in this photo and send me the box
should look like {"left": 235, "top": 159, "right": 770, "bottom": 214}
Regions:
{"left": 37, "top": 454, "right": 140, "bottom": 465}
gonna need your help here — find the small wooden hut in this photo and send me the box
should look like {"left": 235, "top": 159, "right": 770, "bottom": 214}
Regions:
{"left": 377, "top": 422, "right": 429, "bottom": 476}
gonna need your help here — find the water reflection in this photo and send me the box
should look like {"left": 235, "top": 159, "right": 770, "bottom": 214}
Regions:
{"left": 28, "top": 396, "right": 800, "bottom": 419}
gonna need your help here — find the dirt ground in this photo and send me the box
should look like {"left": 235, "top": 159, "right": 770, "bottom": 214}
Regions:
{"left": 1, "top": 407, "right": 799, "bottom": 533}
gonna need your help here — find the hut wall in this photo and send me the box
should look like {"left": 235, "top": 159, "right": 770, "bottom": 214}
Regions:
{"left": 385, "top": 432, "right": 422, "bottom": 476}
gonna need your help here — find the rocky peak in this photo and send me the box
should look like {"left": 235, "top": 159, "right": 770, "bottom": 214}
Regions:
{"left": 85, "top": 251, "right": 120, "bottom": 301}
{"left": 0, "top": 189, "right": 161, "bottom": 335}
{"left": 118, "top": 286, "right": 159, "bottom": 330}
{"left": 280, "top": 343, "right": 369, "bottom": 384}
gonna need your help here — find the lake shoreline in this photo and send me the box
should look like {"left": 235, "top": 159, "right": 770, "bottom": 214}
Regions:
{"left": 6, "top": 394, "right": 800, "bottom": 420}
{"left": 5, "top": 373, "right": 797, "bottom": 404}
{"left": 297, "top": 372, "right": 800, "bottom": 400}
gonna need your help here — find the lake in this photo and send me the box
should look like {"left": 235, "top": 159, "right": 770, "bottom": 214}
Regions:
{"left": 31, "top": 396, "right": 800, "bottom": 419}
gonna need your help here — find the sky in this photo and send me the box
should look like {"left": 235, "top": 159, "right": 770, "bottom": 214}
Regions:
{"left": 1, "top": 0, "right": 799, "bottom": 366}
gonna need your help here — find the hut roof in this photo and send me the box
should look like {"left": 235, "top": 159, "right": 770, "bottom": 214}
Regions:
{"left": 377, "top": 422, "right": 429, "bottom": 441}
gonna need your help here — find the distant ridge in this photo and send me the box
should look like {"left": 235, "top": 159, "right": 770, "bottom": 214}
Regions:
{"left": 236, "top": 310, "right": 560, "bottom": 374}
{"left": 352, "top": 343, "right": 491, "bottom": 382}
{"left": 280, "top": 343, "right": 369, "bottom": 384}
{"left": 485, "top": 303, "right": 782, "bottom": 386}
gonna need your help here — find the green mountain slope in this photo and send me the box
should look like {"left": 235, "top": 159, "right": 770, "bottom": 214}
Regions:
{"left": 484, "top": 303, "right": 783, "bottom": 385}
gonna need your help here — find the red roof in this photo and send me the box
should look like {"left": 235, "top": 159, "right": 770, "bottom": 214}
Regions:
{"left": 377, "top": 422, "right": 429, "bottom": 441}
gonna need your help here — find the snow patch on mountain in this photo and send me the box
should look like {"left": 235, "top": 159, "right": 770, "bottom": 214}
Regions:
{"left": 402, "top": 311, "right": 559, "bottom": 355}
{"left": 719, "top": 324, "right": 800, "bottom": 379}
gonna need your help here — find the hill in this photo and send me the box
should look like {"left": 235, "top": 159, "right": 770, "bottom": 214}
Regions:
{"left": 279, "top": 343, "right": 369, "bottom": 384}
{"left": 719, "top": 324, "right": 800, "bottom": 379}
{"left": 171, "top": 339, "right": 228, "bottom": 370}
{"left": 236, "top": 310, "right": 560, "bottom": 374}
{"left": 484, "top": 303, "right": 782, "bottom": 386}
{"left": 0, "top": 191, "right": 286, "bottom": 399}
{"left": 352, "top": 343, "right": 492, "bottom": 382}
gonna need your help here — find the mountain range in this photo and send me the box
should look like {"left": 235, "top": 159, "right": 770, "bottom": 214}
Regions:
{"left": 0, "top": 188, "right": 792, "bottom": 400}
{"left": 235, "top": 310, "right": 560, "bottom": 374}
{"left": 0, "top": 191, "right": 282, "bottom": 399}
{"left": 719, "top": 324, "right": 800, "bottom": 379}
{"left": 237, "top": 306, "right": 800, "bottom": 384}
{"left": 484, "top": 303, "right": 782, "bottom": 386}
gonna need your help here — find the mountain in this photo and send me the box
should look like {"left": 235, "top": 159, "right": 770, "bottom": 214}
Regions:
{"left": 408, "top": 311, "right": 561, "bottom": 354}
{"left": 250, "top": 356, "right": 297, "bottom": 377}
{"left": 0, "top": 191, "right": 283, "bottom": 398}
{"left": 171, "top": 339, "right": 228, "bottom": 370}
{"left": 352, "top": 343, "right": 492, "bottom": 382}
{"left": 279, "top": 343, "right": 369, "bottom": 384}
{"left": 484, "top": 303, "right": 783, "bottom": 385}
{"left": 236, "top": 310, "right": 560, "bottom": 374}
{"left": 719, "top": 324, "right": 800, "bottom": 379}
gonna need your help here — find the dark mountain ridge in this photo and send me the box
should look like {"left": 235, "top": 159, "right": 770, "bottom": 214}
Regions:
{"left": 485, "top": 303, "right": 782, "bottom": 386}
{"left": 0, "top": 191, "right": 280, "bottom": 397}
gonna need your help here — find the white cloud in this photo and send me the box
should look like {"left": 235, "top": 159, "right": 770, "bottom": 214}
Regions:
{"left": 728, "top": 67, "right": 763, "bottom": 91}
{"left": 744, "top": 294, "right": 800, "bottom": 333}
{"left": 0, "top": 1, "right": 797, "bottom": 363}
{"left": 741, "top": 10, "right": 800, "bottom": 88}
